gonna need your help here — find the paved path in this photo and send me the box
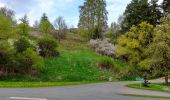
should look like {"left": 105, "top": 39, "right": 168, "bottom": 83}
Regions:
{"left": 0, "top": 81, "right": 170, "bottom": 100}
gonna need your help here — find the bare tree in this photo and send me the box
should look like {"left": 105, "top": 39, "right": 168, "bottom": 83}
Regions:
{"left": 53, "top": 16, "right": 67, "bottom": 40}
{"left": 33, "top": 20, "right": 39, "bottom": 28}
{"left": 0, "top": 7, "right": 15, "bottom": 19}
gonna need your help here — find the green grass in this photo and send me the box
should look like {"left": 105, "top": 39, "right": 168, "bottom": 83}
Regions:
{"left": 127, "top": 83, "right": 170, "bottom": 93}
{"left": 121, "top": 94, "right": 170, "bottom": 99}
{"left": 0, "top": 81, "right": 97, "bottom": 88}
{"left": 0, "top": 50, "right": 116, "bottom": 82}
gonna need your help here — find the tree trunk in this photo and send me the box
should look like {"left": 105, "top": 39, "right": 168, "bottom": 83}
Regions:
{"left": 165, "top": 74, "right": 169, "bottom": 85}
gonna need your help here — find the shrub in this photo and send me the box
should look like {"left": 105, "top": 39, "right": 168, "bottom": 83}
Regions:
{"left": 14, "top": 37, "right": 36, "bottom": 53}
{"left": 96, "top": 56, "right": 116, "bottom": 70}
{"left": 38, "top": 34, "right": 59, "bottom": 57}
{"left": 89, "top": 39, "right": 115, "bottom": 57}
{"left": 16, "top": 48, "right": 44, "bottom": 74}
{"left": 0, "top": 40, "right": 15, "bottom": 65}
{"left": 0, "top": 40, "right": 16, "bottom": 76}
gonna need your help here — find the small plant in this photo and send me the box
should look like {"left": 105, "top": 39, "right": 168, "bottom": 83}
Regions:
{"left": 38, "top": 34, "right": 59, "bottom": 57}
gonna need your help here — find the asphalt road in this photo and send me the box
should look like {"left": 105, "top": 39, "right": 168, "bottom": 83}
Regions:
{"left": 0, "top": 82, "right": 169, "bottom": 100}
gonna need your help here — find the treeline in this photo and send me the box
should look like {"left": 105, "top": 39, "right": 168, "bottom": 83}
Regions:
{"left": 78, "top": 0, "right": 170, "bottom": 83}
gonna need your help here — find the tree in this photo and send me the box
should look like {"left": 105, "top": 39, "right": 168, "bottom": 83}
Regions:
{"left": 121, "top": 0, "right": 162, "bottom": 32}
{"left": 149, "top": 0, "right": 162, "bottom": 25}
{"left": 0, "top": 13, "right": 13, "bottom": 39}
{"left": 0, "top": 7, "right": 15, "bottom": 19}
{"left": 17, "top": 15, "right": 30, "bottom": 36}
{"left": 162, "top": 0, "right": 170, "bottom": 12}
{"left": 33, "top": 20, "right": 39, "bottom": 28}
{"left": 53, "top": 16, "right": 67, "bottom": 39}
{"left": 162, "top": 0, "right": 170, "bottom": 17}
{"left": 39, "top": 13, "right": 53, "bottom": 34}
{"left": 107, "top": 22, "right": 121, "bottom": 44}
{"left": 140, "top": 18, "right": 170, "bottom": 85}
{"left": 78, "top": 0, "right": 108, "bottom": 39}
{"left": 116, "top": 22, "right": 154, "bottom": 65}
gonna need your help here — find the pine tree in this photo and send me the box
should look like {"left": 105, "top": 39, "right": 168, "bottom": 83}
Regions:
{"left": 162, "top": 0, "right": 170, "bottom": 17}
{"left": 39, "top": 13, "right": 53, "bottom": 34}
{"left": 121, "top": 0, "right": 162, "bottom": 32}
{"left": 18, "top": 15, "right": 30, "bottom": 36}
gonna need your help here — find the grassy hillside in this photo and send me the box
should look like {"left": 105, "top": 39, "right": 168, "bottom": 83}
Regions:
{"left": 0, "top": 50, "right": 115, "bottom": 82}
{"left": 0, "top": 33, "right": 117, "bottom": 82}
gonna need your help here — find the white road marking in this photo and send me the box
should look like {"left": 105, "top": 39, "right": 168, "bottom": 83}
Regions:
{"left": 9, "top": 97, "right": 47, "bottom": 100}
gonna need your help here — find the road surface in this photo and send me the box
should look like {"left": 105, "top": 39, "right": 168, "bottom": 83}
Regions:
{"left": 0, "top": 82, "right": 169, "bottom": 100}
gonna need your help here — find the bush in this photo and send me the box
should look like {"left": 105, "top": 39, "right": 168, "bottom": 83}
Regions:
{"left": 14, "top": 37, "right": 36, "bottom": 53}
{"left": 89, "top": 39, "right": 115, "bottom": 57}
{"left": 0, "top": 40, "right": 15, "bottom": 67}
{"left": 38, "top": 34, "right": 59, "bottom": 57}
{"left": 16, "top": 48, "right": 44, "bottom": 74}
{"left": 96, "top": 56, "right": 116, "bottom": 70}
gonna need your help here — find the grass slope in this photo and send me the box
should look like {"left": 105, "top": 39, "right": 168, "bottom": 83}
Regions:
{"left": 0, "top": 50, "right": 115, "bottom": 82}
{"left": 39, "top": 50, "right": 115, "bottom": 82}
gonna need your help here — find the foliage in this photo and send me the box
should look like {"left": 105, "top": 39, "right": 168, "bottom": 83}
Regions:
{"left": 140, "top": 18, "right": 170, "bottom": 84}
{"left": 14, "top": 37, "right": 36, "bottom": 53}
{"left": 116, "top": 22, "right": 154, "bottom": 66}
{"left": 0, "top": 7, "right": 15, "bottom": 20}
{"left": 39, "top": 13, "right": 54, "bottom": 34}
{"left": 0, "top": 40, "right": 15, "bottom": 69}
{"left": 106, "top": 22, "right": 122, "bottom": 44}
{"left": 121, "top": 0, "right": 162, "bottom": 32}
{"left": 96, "top": 56, "right": 115, "bottom": 70}
{"left": 17, "top": 15, "right": 30, "bottom": 36}
{"left": 78, "top": 0, "right": 108, "bottom": 39}
{"left": 16, "top": 48, "right": 44, "bottom": 73}
{"left": 78, "top": 28, "right": 90, "bottom": 40}
{"left": 89, "top": 39, "right": 115, "bottom": 57}
{"left": 162, "top": 0, "right": 170, "bottom": 14}
{"left": 0, "top": 14, "right": 13, "bottom": 39}
{"left": 38, "top": 34, "right": 59, "bottom": 57}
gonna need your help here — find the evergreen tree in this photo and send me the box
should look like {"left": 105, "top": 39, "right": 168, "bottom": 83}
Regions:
{"left": 39, "top": 13, "right": 53, "bottom": 34}
{"left": 121, "top": 0, "right": 162, "bottom": 32}
{"left": 78, "top": 0, "right": 108, "bottom": 39}
{"left": 18, "top": 15, "right": 30, "bottom": 36}
{"left": 162, "top": 0, "right": 170, "bottom": 17}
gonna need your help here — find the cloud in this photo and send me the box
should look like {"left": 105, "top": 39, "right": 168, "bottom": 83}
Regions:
{"left": 0, "top": 0, "right": 163, "bottom": 27}
{"left": 0, "top": 2, "right": 6, "bottom": 7}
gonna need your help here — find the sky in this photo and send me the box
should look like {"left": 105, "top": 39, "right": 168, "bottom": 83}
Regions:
{"left": 0, "top": 0, "right": 163, "bottom": 28}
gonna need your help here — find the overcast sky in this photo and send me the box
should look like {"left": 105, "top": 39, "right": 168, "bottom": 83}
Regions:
{"left": 0, "top": 0, "right": 163, "bottom": 28}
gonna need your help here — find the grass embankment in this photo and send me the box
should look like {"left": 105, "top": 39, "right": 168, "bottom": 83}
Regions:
{"left": 127, "top": 83, "right": 170, "bottom": 93}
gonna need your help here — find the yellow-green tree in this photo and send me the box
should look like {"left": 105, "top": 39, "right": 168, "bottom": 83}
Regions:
{"left": 116, "top": 22, "right": 154, "bottom": 65}
{"left": 17, "top": 15, "right": 30, "bottom": 36}
{"left": 0, "top": 14, "right": 13, "bottom": 39}
{"left": 140, "top": 18, "right": 170, "bottom": 84}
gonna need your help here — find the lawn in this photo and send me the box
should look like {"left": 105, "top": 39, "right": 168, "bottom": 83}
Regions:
{"left": 127, "top": 83, "right": 170, "bottom": 93}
